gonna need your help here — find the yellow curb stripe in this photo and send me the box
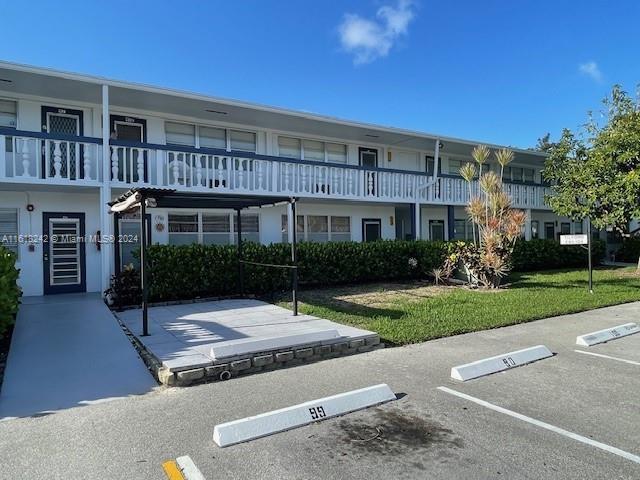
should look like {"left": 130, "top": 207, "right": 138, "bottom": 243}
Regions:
{"left": 162, "top": 460, "right": 185, "bottom": 480}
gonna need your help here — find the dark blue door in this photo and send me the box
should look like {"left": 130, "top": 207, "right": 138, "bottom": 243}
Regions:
{"left": 43, "top": 212, "right": 86, "bottom": 294}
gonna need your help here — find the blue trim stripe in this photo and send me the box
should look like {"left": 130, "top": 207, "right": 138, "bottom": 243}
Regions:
{"left": 0, "top": 126, "right": 103, "bottom": 145}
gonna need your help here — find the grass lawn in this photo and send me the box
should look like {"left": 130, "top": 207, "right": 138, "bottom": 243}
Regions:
{"left": 280, "top": 267, "right": 640, "bottom": 345}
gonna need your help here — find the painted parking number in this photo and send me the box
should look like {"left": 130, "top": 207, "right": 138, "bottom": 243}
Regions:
{"left": 309, "top": 406, "right": 326, "bottom": 420}
{"left": 502, "top": 356, "right": 516, "bottom": 368}
{"left": 610, "top": 329, "right": 620, "bottom": 337}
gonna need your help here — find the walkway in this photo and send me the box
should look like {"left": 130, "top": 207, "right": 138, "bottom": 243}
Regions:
{"left": 0, "top": 293, "right": 157, "bottom": 420}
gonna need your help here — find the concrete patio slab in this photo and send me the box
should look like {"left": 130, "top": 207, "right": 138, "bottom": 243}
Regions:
{"left": 0, "top": 294, "right": 157, "bottom": 420}
{"left": 116, "top": 300, "right": 379, "bottom": 380}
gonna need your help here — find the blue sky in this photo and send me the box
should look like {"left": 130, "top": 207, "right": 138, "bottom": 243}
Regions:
{"left": 1, "top": 0, "right": 638, "bottom": 148}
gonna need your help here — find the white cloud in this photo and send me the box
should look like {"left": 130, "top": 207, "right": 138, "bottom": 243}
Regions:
{"left": 338, "top": 0, "right": 416, "bottom": 65}
{"left": 579, "top": 61, "right": 603, "bottom": 82}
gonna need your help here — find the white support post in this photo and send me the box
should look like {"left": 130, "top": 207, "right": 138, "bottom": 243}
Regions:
{"left": 524, "top": 209, "right": 532, "bottom": 241}
{"left": 0, "top": 135, "right": 5, "bottom": 178}
{"left": 100, "top": 84, "right": 113, "bottom": 294}
{"left": 414, "top": 202, "right": 421, "bottom": 240}
{"left": 287, "top": 202, "right": 294, "bottom": 244}
{"left": 432, "top": 138, "right": 440, "bottom": 182}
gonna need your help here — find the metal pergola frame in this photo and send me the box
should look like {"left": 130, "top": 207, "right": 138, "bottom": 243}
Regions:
{"left": 109, "top": 188, "right": 299, "bottom": 336}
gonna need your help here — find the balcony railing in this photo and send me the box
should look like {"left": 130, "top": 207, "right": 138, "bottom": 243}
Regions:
{"left": 0, "top": 130, "right": 550, "bottom": 209}
{"left": 0, "top": 128, "right": 103, "bottom": 184}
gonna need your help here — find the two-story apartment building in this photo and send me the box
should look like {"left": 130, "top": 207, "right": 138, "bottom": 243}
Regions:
{"left": 0, "top": 61, "right": 578, "bottom": 297}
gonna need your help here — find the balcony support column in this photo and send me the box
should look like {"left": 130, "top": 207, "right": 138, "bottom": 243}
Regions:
{"left": 99, "top": 84, "right": 113, "bottom": 293}
{"left": 524, "top": 209, "right": 532, "bottom": 241}
{"left": 413, "top": 202, "right": 421, "bottom": 240}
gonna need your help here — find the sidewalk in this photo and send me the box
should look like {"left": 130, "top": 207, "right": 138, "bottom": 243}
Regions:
{"left": 0, "top": 294, "right": 157, "bottom": 420}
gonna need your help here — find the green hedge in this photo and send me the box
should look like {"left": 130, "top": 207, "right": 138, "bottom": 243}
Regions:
{"left": 616, "top": 238, "right": 640, "bottom": 263}
{"left": 0, "top": 246, "right": 21, "bottom": 337}
{"left": 144, "top": 240, "right": 449, "bottom": 302}
{"left": 511, "top": 239, "right": 605, "bottom": 271}
{"left": 107, "top": 238, "right": 607, "bottom": 305}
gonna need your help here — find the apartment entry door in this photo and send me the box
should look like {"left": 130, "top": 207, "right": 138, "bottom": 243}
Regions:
{"left": 110, "top": 115, "right": 148, "bottom": 183}
{"left": 359, "top": 147, "right": 378, "bottom": 195}
{"left": 41, "top": 106, "right": 84, "bottom": 180}
{"left": 43, "top": 212, "right": 86, "bottom": 294}
{"left": 362, "top": 218, "right": 382, "bottom": 242}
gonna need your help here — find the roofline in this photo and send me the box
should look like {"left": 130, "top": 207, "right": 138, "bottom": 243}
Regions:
{"left": 0, "top": 60, "right": 546, "bottom": 157}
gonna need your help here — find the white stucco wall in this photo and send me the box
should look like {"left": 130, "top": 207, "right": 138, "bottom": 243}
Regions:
{"left": 2, "top": 190, "right": 102, "bottom": 296}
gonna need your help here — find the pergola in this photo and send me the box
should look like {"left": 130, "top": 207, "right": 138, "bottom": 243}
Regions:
{"left": 109, "top": 188, "right": 299, "bottom": 336}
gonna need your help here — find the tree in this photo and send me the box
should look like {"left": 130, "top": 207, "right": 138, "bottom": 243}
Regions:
{"left": 543, "top": 85, "right": 640, "bottom": 270}
{"left": 451, "top": 146, "right": 526, "bottom": 289}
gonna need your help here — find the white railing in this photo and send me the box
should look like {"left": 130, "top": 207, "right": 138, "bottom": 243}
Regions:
{"left": 108, "top": 143, "right": 550, "bottom": 209}
{"left": 0, "top": 132, "right": 549, "bottom": 209}
{"left": 0, "top": 133, "right": 102, "bottom": 183}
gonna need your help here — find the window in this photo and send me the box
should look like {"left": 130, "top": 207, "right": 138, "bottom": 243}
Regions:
{"left": 429, "top": 220, "right": 445, "bottom": 241}
{"left": 560, "top": 222, "right": 571, "bottom": 235}
{"left": 168, "top": 213, "right": 199, "bottom": 245}
{"left": 165, "top": 122, "right": 195, "bottom": 146}
{"left": 544, "top": 222, "right": 555, "bottom": 240}
{"left": 307, "top": 215, "right": 329, "bottom": 242}
{"left": 573, "top": 221, "right": 583, "bottom": 234}
{"left": 278, "top": 137, "right": 301, "bottom": 159}
{"left": 1, "top": 100, "right": 16, "bottom": 154}
{"left": 303, "top": 139, "right": 324, "bottom": 161}
{"left": 233, "top": 213, "right": 259, "bottom": 243}
{"left": 511, "top": 167, "right": 523, "bottom": 183}
{"left": 229, "top": 130, "right": 256, "bottom": 152}
{"left": 280, "top": 214, "right": 351, "bottom": 242}
{"left": 453, "top": 219, "right": 474, "bottom": 240}
{"left": 278, "top": 135, "right": 348, "bottom": 164}
{"left": 531, "top": 220, "right": 539, "bottom": 239}
{"left": 0, "top": 99, "right": 17, "bottom": 128}
{"left": 425, "top": 155, "right": 442, "bottom": 176}
{"left": 330, "top": 216, "right": 351, "bottom": 242}
{"left": 199, "top": 126, "right": 226, "bottom": 149}
{"left": 326, "top": 143, "right": 347, "bottom": 163}
{"left": 0, "top": 209, "right": 18, "bottom": 257}
{"left": 448, "top": 158, "right": 463, "bottom": 176}
{"left": 202, "top": 214, "right": 231, "bottom": 245}
{"left": 524, "top": 168, "right": 535, "bottom": 183}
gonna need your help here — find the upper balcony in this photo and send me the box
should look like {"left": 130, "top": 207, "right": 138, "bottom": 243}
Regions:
{"left": 0, "top": 128, "right": 551, "bottom": 209}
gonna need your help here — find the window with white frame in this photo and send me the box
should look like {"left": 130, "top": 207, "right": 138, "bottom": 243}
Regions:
{"left": 448, "top": 158, "right": 464, "bottom": 176}
{"left": 1, "top": 99, "right": 17, "bottom": 154}
{"left": 277, "top": 136, "right": 347, "bottom": 164}
{"left": 164, "top": 121, "right": 256, "bottom": 152}
{"left": 0, "top": 209, "right": 18, "bottom": 257}
{"left": 168, "top": 213, "right": 199, "bottom": 245}
{"left": 229, "top": 130, "right": 256, "bottom": 152}
{"left": 169, "top": 212, "right": 259, "bottom": 245}
{"left": 453, "top": 218, "right": 474, "bottom": 240}
{"left": 165, "top": 122, "right": 196, "bottom": 146}
{"left": 280, "top": 214, "right": 351, "bottom": 243}
{"left": 199, "top": 126, "right": 226, "bottom": 149}
{"left": 233, "top": 213, "right": 260, "bottom": 243}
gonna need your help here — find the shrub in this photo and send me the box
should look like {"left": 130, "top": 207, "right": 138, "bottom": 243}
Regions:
{"left": 104, "top": 264, "right": 141, "bottom": 309}
{"left": 616, "top": 237, "right": 640, "bottom": 263}
{"left": 106, "top": 240, "right": 450, "bottom": 304}
{"left": 0, "top": 246, "right": 21, "bottom": 337}
{"left": 511, "top": 239, "right": 605, "bottom": 271}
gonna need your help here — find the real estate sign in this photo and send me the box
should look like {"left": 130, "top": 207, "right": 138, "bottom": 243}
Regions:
{"left": 560, "top": 234, "right": 588, "bottom": 245}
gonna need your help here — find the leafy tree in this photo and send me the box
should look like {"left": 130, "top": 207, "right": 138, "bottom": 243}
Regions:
{"left": 534, "top": 132, "right": 555, "bottom": 152}
{"left": 543, "top": 85, "right": 640, "bottom": 269}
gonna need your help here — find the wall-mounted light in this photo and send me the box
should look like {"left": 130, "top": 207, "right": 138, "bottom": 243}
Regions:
{"left": 387, "top": 151, "right": 392, "bottom": 162}
{"left": 390, "top": 216, "right": 394, "bottom": 226}
{"left": 26, "top": 204, "right": 35, "bottom": 212}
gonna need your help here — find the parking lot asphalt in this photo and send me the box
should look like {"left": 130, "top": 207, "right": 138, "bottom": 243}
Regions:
{"left": 0, "top": 302, "right": 638, "bottom": 479}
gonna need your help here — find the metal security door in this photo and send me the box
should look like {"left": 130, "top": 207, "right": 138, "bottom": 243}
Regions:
{"left": 41, "top": 106, "right": 84, "bottom": 180}
{"left": 43, "top": 213, "right": 86, "bottom": 294}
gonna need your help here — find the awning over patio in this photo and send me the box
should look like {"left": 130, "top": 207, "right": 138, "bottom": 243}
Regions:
{"left": 109, "top": 188, "right": 300, "bottom": 337}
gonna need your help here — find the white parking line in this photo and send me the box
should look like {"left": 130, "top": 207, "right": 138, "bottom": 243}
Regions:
{"left": 574, "top": 349, "right": 640, "bottom": 366}
{"left": 437, "top": 386, "right": 640, "bottom": 465}
{"left": 176, "top": 455, "right": 206, "bottom": 480}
